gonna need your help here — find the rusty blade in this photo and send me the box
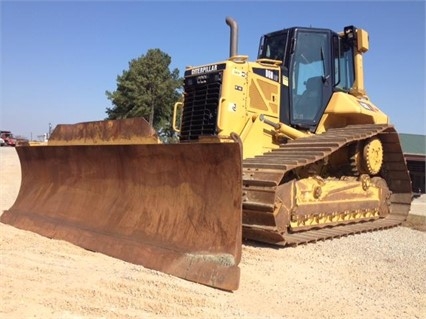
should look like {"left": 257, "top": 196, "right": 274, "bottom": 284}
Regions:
{"left": 48, "top": 117, "right": 159, "bottom": 145}
{"left": 1, "top": 143, "right": 242, "bottom": 291}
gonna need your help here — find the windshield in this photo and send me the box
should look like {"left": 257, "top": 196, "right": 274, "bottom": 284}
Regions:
{"left": 1, "top": 132, "right": 13, "bottom": 138}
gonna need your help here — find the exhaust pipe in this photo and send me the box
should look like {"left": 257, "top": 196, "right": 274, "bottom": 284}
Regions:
{"left": 226, "top": 17, "right": 238, "bottom": 57}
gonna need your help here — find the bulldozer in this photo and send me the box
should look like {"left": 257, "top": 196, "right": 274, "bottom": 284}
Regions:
{"left": 1, "top": 17, "right": 411, "bottom": 292}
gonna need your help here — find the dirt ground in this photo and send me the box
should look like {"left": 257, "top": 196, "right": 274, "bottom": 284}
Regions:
{"left": 1, "top": 147, "right": 425, "bottom": 319}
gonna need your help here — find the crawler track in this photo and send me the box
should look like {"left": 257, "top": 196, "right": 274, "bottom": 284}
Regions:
{"left": 242, "top": 124, "right": 412, "bottom": 245}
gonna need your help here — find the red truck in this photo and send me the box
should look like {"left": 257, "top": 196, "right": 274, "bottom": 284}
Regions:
{"left": 0, "top": 131, "right": 17, "bottom": 146}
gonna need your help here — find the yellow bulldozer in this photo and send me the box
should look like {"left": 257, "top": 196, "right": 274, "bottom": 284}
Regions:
{"left": 1, "top": 17, "right": 411, "bottom": 291}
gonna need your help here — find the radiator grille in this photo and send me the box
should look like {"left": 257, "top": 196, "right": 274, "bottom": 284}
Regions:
{"left": 180, "top": 72, "right": 222, "bottom": 141}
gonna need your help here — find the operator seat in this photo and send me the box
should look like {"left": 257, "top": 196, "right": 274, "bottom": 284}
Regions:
{"left": 295, "top": 76, "right": 323, "bottom": 120}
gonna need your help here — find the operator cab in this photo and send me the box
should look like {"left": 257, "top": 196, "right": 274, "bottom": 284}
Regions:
{"left": 257, "top": 26, "right": 356, "bottom": 132}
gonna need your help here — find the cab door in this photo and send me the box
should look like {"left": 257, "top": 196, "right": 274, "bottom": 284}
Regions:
{"left": 289, "top": 29, "right": 333, "bottom": 130}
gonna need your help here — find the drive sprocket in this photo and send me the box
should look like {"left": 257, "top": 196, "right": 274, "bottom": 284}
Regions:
{"left": 363, "top": 137, "right": 383, "bottom": 175}
{"left": 350, "top": 137, "right": 383, "bottom": 176}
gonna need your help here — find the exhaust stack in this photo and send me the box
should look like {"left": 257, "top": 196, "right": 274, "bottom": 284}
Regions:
{"left": 226, "top": 17, "right": 238, "bottom": 57}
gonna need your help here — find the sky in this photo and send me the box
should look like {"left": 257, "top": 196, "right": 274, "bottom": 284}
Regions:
{"left": 1, "top": 0, "right": 425, "bottom": 139}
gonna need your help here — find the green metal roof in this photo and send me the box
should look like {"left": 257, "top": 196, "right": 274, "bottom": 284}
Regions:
{"left": 399, "top": 133, "right": 426, "bottom": 156}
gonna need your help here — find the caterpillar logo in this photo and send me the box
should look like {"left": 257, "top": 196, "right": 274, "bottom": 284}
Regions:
{"left": 358, "top": 101, "right": 378, "bottom": 112}
{"left": 191, "top": 64, "right": 218, "bottom": 75}
{"left": 185, "top": 63, "right": 226, "bottom": 77}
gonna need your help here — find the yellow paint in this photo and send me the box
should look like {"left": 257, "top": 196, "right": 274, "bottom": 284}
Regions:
{"left": 316, "top": 92, "right": 388, "bottom": 134}
{"left": 287, "top": 175, "right": 386, "bottom": 230}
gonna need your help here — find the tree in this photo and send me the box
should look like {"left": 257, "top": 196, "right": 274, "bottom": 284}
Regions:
{"left": 105, "top": 49, "right": 183, "bottom": 136}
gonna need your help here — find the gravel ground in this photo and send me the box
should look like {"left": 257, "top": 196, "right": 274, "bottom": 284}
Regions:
{"left": 0, "top": 147, "right": 425, "bottom": 318}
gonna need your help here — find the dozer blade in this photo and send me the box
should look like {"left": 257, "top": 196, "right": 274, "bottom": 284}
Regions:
{"left": 1, "top": 142, "right": 242, "bottom": 291}
{"left": 47, "top": 117, "right": 160, "bottom": 145}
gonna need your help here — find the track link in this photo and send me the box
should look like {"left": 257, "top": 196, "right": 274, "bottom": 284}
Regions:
{"left": 242, "top": 124, "right": 412, "bottom": 246}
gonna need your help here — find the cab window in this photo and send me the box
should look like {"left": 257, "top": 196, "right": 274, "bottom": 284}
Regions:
{"left": 291, "top": 31, "right": 329, "bottom": 122}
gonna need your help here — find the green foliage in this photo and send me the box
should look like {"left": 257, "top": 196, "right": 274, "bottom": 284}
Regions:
{"left": 105, "top": 49, "right": 183, "bottom": 138}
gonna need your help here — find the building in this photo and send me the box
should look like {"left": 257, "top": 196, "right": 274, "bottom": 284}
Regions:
{"left": 399, "top": 133, "right": 426, "bottom": 194}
